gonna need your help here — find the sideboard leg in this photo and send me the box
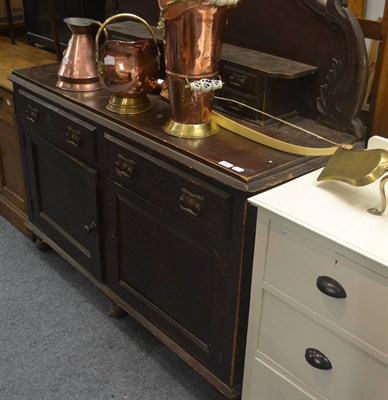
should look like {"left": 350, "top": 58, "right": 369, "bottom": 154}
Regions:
{"left": 109, "top": 301, "right": 128, "bottom": 319}
{"left": 35, "top": 236, "right": 50, "bottom": 252}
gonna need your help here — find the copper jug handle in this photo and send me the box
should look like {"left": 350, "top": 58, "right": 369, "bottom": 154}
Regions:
{"left": 95, "top": 13, "right": 159, "bottom": 54}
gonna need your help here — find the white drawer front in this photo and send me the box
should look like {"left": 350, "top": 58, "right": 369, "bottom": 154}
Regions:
{"left": 257, "top": 292, "right": 388, "bottom": 400}
{"left": 242, "top": 357, "right": 319, "bottom": 400}
{"left": 264, "top": 220, "right": 388, "bottom": 354}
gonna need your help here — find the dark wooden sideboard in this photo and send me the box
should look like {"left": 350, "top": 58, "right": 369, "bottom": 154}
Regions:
{"left": 10, "top": 63, "right": 357, "bottom": 399}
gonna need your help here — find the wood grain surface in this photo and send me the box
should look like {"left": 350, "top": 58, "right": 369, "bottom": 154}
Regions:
{"left": 0, "top": 36, "right": 57, "bottom": 92}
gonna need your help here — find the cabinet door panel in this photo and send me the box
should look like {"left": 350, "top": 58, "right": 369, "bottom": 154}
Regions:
{"left": 0, "top": 88, "right": 27, "bottom": 212}
{"left": 25, "top": 128, "right": 101, "bottom": 279}
{"left": 105, "top": 178, "right": 227, "bottom": 370}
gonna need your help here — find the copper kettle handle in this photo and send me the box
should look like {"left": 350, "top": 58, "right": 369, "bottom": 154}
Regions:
{"left": 95, "top": 13, "right": 159, "bottom": 53}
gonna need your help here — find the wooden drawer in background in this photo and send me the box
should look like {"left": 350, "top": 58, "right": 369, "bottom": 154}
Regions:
{"left": 0, "top": 88, "right": 15, "bottom": 125}
{"left": 0, "top": 86, "right": 32, "bottom": 239}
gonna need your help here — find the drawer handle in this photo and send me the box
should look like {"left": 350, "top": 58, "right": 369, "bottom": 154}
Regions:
{"left": 25, "top": 105, "right": 39, "bottom": 123}
{"left": 178, "top": 188, "right": 204, "bottom": 217}
{"left": 65, "top": 127, "right": 83, "bottom": 147}
{"left": 83, "top": 222, "right": 97, "bottom": 233}
{"left": 228, "top": 72, "right": 247, "bottom": 88}
{"left": 316, "top": 276, "right": 347, "bottom": 299}
{"left": 305, "top": 348, "right": 332, "bottom": 370}
{"left": 115, "top": 154, "right": 136, "bottom": 178}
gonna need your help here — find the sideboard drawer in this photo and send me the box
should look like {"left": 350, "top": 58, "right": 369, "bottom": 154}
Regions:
{"left": 221, "top": 64, "right": 260, "bottom": 95}
{"left": 262, "top": 220, "right": 387, "bottom": 354}
{"left": 16, "top": 89, "right": 97, "bottom": 163}
{"left": 104, "top": 133, "right": 232, "bottom": 236}
{"left": 257, "top": 292, "right": 387, "bottom": 400}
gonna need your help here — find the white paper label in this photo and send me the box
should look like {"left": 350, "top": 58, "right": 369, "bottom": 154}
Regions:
{"left": 104, "top": 55, "right": 115, "bottom": 65}
{"left": 219, "top": 160, "right": 234, "bottom": 168}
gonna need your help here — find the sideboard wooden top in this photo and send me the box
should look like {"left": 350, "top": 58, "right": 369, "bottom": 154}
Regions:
{"left": 10, "top": 63, "right": 359, "bottom": 192}
{"left": 0, "top": 36, "right": 57, "bottom": 92}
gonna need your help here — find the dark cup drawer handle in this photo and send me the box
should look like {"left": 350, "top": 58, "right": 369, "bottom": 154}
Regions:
{"left": 178, "top": 188, "right": 204, "bottom": 217}
{"left": 65, "top": 127, "right": 82, "bottom": 147}
{"left": 115, "top": 154, "right": 136, "bottom": 178}
{"left": 305, "top": 348, "right": 332, "bottom": 370}
{"left": 25, "top": 105, "right": 39, "bottom": 122}
{"left": 316, "top": 276, "right": 347, "bottom": 298}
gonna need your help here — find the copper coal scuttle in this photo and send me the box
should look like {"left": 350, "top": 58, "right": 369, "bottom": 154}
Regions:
{"left": 95, "top": 14, "right": 160, "bottom": 115}
{"left": 158, "top": 0, "right": 240, "bottom": 138}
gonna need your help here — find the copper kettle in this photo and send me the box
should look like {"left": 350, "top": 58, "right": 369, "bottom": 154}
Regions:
{"left": 95, "top": 13, "right": 160, "bottom": 115}
{"left": 56, "top": 17, "right": 107, "bottom": 91}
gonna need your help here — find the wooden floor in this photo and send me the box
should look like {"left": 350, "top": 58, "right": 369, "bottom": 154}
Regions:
{"left": 0, "top": 36, "right": 58, "bottom": 91}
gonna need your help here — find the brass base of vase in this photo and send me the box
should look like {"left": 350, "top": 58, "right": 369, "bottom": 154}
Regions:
{"left": 163, "top": 119, "right": 219, "bottom": 138}
{"left": 107, "top": 94, "right": 152, "bottom": 115}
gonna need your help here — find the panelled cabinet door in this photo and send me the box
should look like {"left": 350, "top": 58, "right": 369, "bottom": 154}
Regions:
{"left": 24, "top": 128, "right": 101, "bottom": 279}
{"left": 0, "top": 88, "right": 28, "bottom": 219}
{"left": 103, "top": 177, "right": 228, "bottom": 375}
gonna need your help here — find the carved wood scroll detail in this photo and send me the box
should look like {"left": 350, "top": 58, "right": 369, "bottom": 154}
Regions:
{"left": 223, "top": 0, "right": 368, "bottom": 139}
{"left": 299, "top": 0, "right": 368, "bottom": 138}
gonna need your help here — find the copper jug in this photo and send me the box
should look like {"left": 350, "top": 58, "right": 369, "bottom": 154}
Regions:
{"left": 56, "top": 18, "right": 106, "bottom": 91}
{"left": 95, "top": 14, "right": 160, "bottom": 115}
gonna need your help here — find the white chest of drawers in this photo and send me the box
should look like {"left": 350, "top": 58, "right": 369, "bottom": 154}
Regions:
{"left": 243, "top": 142, "right": 388, "bottom": 400}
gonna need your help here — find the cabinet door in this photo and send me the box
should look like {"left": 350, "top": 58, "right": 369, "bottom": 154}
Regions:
{"left": 0, "top": 88, "right": 28, "bottom": 221}
{"left": 24, "top": 128, "right": 101, "bottom": 279}
{"left": 104, "top": 178, "right": 227, "bottom": 372}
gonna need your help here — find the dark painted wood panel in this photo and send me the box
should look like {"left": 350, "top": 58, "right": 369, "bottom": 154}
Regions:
{"left": 104, "top": 178, "right": 228, "bottom": 375}
{"left": 23, "top": 129, "right": 102, "bottom": 279}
